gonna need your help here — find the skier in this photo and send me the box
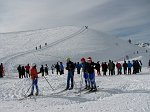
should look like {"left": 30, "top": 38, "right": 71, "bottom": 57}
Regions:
{"left": 25, "top": 64, "right": 30, "bottom": 78}
{"left": 45, "top": 43, "right": 47, "bottom": 46}
{"left": 55, "top": 62, "right": 60, "bottom": 75}
{"left": 86, "top": 57, "right": 97, "bottom": 91}
{"left": 128, "top": 61, "right": 132, "bottom": 75}
{"left": 28, "top": 64, "right": 39, "bottom": 96}
{"left": 116, "top": 62, "right": 122, "bottom": 75}
{"left": 40, "top": 65, "right": 44, "bottom": 76}
{"left": 95, "top": 61, "right": 101, "bottom": 76}
{"left": 81, "top": 58, "right": 90, "bottom": 89}
{"left": 22, "top": 66, "right": 26, "bottom": 78}
{"left": 35, "top": 47, "right": 37, "bottom": 50}
{"left": 39, "top": 45, "right": 42, "bottom": 49}
{"left": 17, "top": 65, "right": 22, "bottom": 78}
{"left": 123, "top": 61, "right": 128, "bottom": 74}
{"left": 59, "top": 62, "right": 64, "bottom": 75}
{"left": 45, "top": 64, "right": 49, "bottom": 75}
{"left": 112, "top": 61, "right": 115, "bottom": 75}
{"left": 65, "top": 58, "right": 75, "bottom": 90}
{"left": 76, "top": 62, "right": 81, "bottom": 74}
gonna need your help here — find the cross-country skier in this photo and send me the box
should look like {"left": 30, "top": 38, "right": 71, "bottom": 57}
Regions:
{"left": 80, "top": 58, "right": 90, "bottom": 89}
{"left": 86, "top": 57, "right": 97, "bottom": 92}
{"left": 65, "top": 58, "right": 75, "bottom": 90}
{"left": 28, "top": 64, "right": 39, "bottom": 96}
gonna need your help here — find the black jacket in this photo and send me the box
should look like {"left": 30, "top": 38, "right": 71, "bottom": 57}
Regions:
{"left": 86, "top": 62, "right": 96, "bottom": 74}
{"left": 66, "top": 61, "right": 75, "bottom": 71}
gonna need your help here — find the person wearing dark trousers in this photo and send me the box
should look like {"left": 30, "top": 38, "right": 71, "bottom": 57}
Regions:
{"left": 45, "top": 64, "right": 49, "bottom": 75}
{"left": 59, "top": 62, "right": 64, "bottom": 75}
{"left": 25, "top": 64, "right": 30, "bottom": 78}
{"left": 86, "top": 57, "right": 97, "bottom": 91}
{"left": 95, "top": 61, "right": 101, "bottom": 76}
{"left": 123, "top": 61, "right": 128, "bottom": 74}
{"left": 102, "top": 62, "right": 108, "bottom": 76}
{"left": 22, "top": 66, "right": 26, "bottom": 78}
{"left": 55, "top": 62, "right": 60, "bottom": 75}
{"left": 65, "top": 58, "right": 75, "bottom": 90}
{"left": 76, "top": 62, "right": 81, "bottom": 75}
{"left": 128, "top": 61, "right": 132, "bottom": 75}
{"left": 40, "top": 65, "right": 44, "bottom": 76}
{"left": 17, "top": 65, "right": 22, "bottom": 78}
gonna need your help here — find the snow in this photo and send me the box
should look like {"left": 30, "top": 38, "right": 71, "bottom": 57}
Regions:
{"left": 0, "top": 26, "right": 150, "bottom": 112}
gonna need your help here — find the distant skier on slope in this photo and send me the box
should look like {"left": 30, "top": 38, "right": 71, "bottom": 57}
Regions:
{"left": 55, "top": 62, "right": 60, "bottom": 75}
{"left": 0, "top": 63, "right": 4, "bottom": 78}
{"left": 95, "top": 61, "right": 101, "bottom": 76}
{"left": 65, "top": 58, "right": 75, "bottom": 90}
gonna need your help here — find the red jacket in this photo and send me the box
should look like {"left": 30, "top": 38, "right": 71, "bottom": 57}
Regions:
{"left": 25, "top": 65, "right": 30, "bottom": 71}
{"left": 30, "top": 67, "right": 38, "bottom": 80}
{"left": 116, "top": 63, "right": 121, "bottom": 69}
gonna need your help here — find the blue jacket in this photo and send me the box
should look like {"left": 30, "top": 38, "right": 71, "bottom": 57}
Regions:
{"left": 128, "top": 62, "right": 132, "bottom": 68}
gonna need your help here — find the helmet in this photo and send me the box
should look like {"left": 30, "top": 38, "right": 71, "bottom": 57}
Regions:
{"left": 81, "top": 58, "right": 85, "bottom": 62}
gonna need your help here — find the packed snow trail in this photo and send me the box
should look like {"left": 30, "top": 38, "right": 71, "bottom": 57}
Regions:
{"left": 1, "top": 26, "right": 87, "bottom": 75}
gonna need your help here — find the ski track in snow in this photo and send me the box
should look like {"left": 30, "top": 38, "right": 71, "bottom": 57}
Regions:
{"left": 0, "top": 26, "right": 150, "bottom": 112}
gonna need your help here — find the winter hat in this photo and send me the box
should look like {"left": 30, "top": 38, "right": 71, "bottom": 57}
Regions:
{"left": 66, "top": 58, "right": 70, "bottom": 62}
{"left": 87, "top": 57, "right": 92, "bottom": 61}
{"left": 81, "top": 58, "right": 85, "bottom": 62}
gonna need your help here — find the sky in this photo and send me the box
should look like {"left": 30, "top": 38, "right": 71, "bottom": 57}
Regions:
{"left": 0, "top": 0, "right": 150, "bottom": 42}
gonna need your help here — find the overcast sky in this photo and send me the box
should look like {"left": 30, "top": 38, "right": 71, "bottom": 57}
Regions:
{"left": 0, "top": 0, "right": 150, "bottom": 41}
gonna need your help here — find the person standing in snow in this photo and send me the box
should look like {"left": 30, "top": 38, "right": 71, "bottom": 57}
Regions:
{"left": 149, "top": 60, "right": 150, "bottom": 68}
{"left": 138, "top": 60, "right": 142, "bottom": 72}
{"left": 51, "top": 64, "right": 55, "bottom": 74}
{"left": 25, "top": 64, "right": 30, "bottom": 78}
{"left": 65, "top": 58, "right": 75, "bottom": 90}
{"left": 116, "top": 62, "right": 122, "bottom": 75}
{"left": 76, "top": 62, "right": 81, "bottom": 75}
{"left": 127, "top": 61, "right": 132, "bottom": 75}
{"left": 45, "top": 64, "right": 49, "bottom": 75}
{"left": 123, "top": 61, "right": 128, "bottom": 74}
{"left": 55, "top": 62, "right": 60, "bottom": 75}
{"left": 0, "top": 63, "right": 4, "bottom": 78}
{"left": 17, "top": 65, "right": 22, "bottom": 78}
{"left": 81, "top": 58, "right": 90, "bottom": 89}
{"left": 102, "top": 62, "right": 108, "bottom": 76}
{"left": 95, "top": 61, "right": 101, "bottom": 76}
{"left": 59, "top": 62, "right": 64, "bottom": 75}
{"left": 86, "top": 57, "right": 97, "bottom": 91}
{"left": 21, "top": 66, "right": 26, "bottom": 78}
{"left": 40, "top": 65, "right": 44, "bottom": 76}
{"left": 108, "top": 60, "right": 114, "bottom": 76}
{"left": 28, "top": 64, "right": 39, "bottom": 96}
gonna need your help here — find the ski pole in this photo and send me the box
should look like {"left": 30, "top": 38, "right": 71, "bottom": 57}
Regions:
{"left": 24, "top": 84, "right": 32, "bottom": 97}
{"left": 43, "top": 76, "right": 55, "bottom": 91}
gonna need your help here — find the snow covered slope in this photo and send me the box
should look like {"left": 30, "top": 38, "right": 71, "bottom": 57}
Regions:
{"left": 0, "top": 26, "right": 150, "bottom": 112}
{"left": 0, "top": 26, "right": 146, "bottom": 74}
